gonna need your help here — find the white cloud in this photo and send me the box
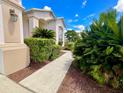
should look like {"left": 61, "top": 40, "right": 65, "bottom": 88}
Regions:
{"left": 74, "top": 19, "right": 78, "bottom": 22}
{"left": 67, "top": 28, "right": 73, "bottom": 30}
{"left": 43, "top": 6, "right": 52, "bottom": 10}
{"left": 75, "top": 14, "right": 79, "bottom": 17}
{"left": 68, "top": 19, "right": 73, "bottom": 23}
{"left": 82, "top": 0, "right": 87, "bottom": 8}
{"left": 83, "top": 13, "right": 95, "bottom": 20}
{"left": 67, "top": 19, "right": 78, "bottom": 23}
{"left": 75, "top": 30, "right": 82, "bottom": 33}
{"left": 74, "top": 25, "right": 85, "bottom": 31}
{"left": 114, "top": 0, "right": 123, "bottom": 12}
{"left": 88, "top": 13, "right": 95, "bottom": 17}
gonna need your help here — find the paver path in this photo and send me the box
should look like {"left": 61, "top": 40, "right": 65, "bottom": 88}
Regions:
{"left": 0, "top": 74, "right": 33, "bottom": 93}
{"left": 20, "top": 50, "right": 73, "bottom": 93}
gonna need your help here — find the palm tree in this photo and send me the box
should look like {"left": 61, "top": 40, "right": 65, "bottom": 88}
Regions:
{"left": 32, "top": 27, "right": 55, "bottom": 39}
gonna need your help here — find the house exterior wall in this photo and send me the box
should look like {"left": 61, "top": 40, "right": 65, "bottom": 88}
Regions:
{"left": 0, "top": 0, "right": 30, "bottom": 75}
{"left": 29, "top": 17, "right": 39, "bottom": 35}
{"left": 33, "top": 11, "right": 54, "bottom": 20}
{"left": 9, "top": 0, "right": 22, "bottom": 6}
{"left": 0, "top": 2, "right": 4, "bottom": 44}
{"left": 56, "top": 19, "right": 65, "bottom": 45}
{"left": 1, "top": 1, "right": 23, "bottom": 43}
{"left": 0, "top": 44, "right": 30, "bottom": 75}
{"left": 23, "top": 15, "right": 29, "bottom": 38}
{"left": 46, "top": 20, "right": 56, "bottom": 31}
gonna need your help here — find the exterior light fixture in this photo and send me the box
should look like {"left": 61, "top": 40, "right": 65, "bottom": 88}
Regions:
{"left": 10, "top": 9, "right": 18, "bottom": 22}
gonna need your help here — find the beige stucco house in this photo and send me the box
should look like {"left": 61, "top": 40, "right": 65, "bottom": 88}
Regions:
{"left": 0, "top": 0, "right": 66, "bottom": 75}
{"left": 23, "top": 8, "right": 66, "bottom": 46}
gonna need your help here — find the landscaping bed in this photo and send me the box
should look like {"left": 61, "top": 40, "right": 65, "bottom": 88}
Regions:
{"left": 8, "top": 51, "right": 65, "bottom": 83}
{"left": 57, "top": 65, "right": 122, "bottom": 93}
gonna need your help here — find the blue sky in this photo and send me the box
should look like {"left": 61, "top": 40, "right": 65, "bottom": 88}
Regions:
{"left": 22, "top": 0, "right": 123, "bottom": 31}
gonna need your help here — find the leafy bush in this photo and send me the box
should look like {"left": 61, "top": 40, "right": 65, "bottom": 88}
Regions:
{"left": 73, "top": 10, "right": 123, "bottom": 89}
{"left": 49, "top": 45, "right": 60, "bottom": 60}
{"left": 24, "top": 38, "right": 60, "bottom": 62}
{"left": 58, "top": 42, "right": 63, "bottom": 46}
{"left": 65, "top": 30, "right": 80, "bottom": 42}
{"left": 64, "top": 42, "right": 75, "bottom": 51}
{"left": 32, "top": 27, "right": 55, "bottom": 39}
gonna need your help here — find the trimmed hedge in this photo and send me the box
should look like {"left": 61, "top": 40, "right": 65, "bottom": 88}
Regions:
{"left": 24, "top": 38, "right": 60, "bottom": 62}
{"left": 49, "top": 45, "right": 61, "bottom": 60}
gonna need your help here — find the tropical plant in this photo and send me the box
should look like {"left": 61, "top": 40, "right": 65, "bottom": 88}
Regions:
{"left": 73, "top": 10, "right": 123, "bottom": 89}
{"left": 65, "top": 30, "right": 80, "bottom": 42}
{"left": 32, "top": 27, "right": 55, "bottom": 39}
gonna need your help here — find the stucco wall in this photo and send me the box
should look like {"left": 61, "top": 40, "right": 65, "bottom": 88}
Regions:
{"left": 2, "top": 2, "right": 22, "bottom": 43}
{"left": 0, "top": 0, "right": 30, "bottom": 75}
{"left": 33, "top": 11, "right": 54, "bottom": 20}
{"left": 9, "top": 0, "right": 22, "bottom": 6}
{"left": 3, "top": 45, "right": 30, "bottom": 75}
{"left": 29, "top": 17, "right": 39, "bottom": 35}
{"left": 0, "top": 44, "right": 30, "bottom": 75}
{"left": 56, "top": 19, "right": 65, "bottom": 45}
{"left": 46, "top": 20, "right": 56, "bottom": 31}
{"left": 23, "top": 14, "right": 29, "bottom": 38}
{"left": 0, "top": 3, "right": 4, "bottom": 44}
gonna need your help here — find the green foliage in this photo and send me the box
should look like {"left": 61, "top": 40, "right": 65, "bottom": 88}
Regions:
{"left": 32, "top": 27, "right": 55, "bottom": 39}
{"left": 65, "top": 30, "right": 79, "bottom": 42}
{"left": 64, "top": 42, "right": 75, "bottom": 51}
{"left": 58, "top": 42, "right": 63, "bottom": 46}
{"left": 24, "top": 38, "right": 60, "bottom": 62}
{"left": 73, "top": 10, "right": 123, "bottom": 89}
{"left": 49, "top": 45, "right": 60, "bottom": 60}
{"left": 90, "top": 65, "right": 105, "bottom": 85}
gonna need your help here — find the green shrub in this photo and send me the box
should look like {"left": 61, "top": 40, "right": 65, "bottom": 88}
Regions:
{"left": 58, "top": 42, "right": 63, "bottom": 46}
{"left": 65, "top": 30, "right": 80, "bottom": 42}
{"left": 64, "top": 42, "right": 75, "bottom": 51}
{"left": 73, "top": 10, "right": 123, "bottom": 89}
{"left": 32, "top": 27, "right": 55, "bottom": 39}
{"left": 24, "top": 38, "right": 60, "bottom": 62}
{"left": 49, "top": 45, "right": 60, "bottom": 60}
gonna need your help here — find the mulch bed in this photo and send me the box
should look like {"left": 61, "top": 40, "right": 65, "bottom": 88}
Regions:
{"left": 8, "top": 52, "right": 65, "bottom": 83}
{"left": 8, "top": 61, "right": 50, "bottom": 83}
{"left": 57, "top": 65, "right": 122, "bottom": 93}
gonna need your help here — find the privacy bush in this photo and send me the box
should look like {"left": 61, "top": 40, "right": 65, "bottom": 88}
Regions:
{"left": 73, "top": 10, "right": 123, "bottom": 89}
{"left": 24, "top": 38, "right": 60, "bottom": 62}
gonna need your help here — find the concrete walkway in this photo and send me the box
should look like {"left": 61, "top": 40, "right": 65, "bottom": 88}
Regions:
{"left": 20, "top": 51, "right": 73, "bottom": 93}
{"left": 0, "top": 74, "right": 33, "bottom": 93}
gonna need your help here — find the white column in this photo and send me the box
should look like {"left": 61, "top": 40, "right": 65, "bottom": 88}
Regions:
{"left": 0, "top": 3, "right": 4, "bottom": 44}
{"left": 29, "top": 17, "right": 39, "bottom": 36}
{"left": 19, "top": 10, "right": 24, "bottom": 43}
{"left": 56, "top": 26, "right": 59, "bottom": 45}
{"left": 62, "top": 29, "right": 65, "bottom": 47}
